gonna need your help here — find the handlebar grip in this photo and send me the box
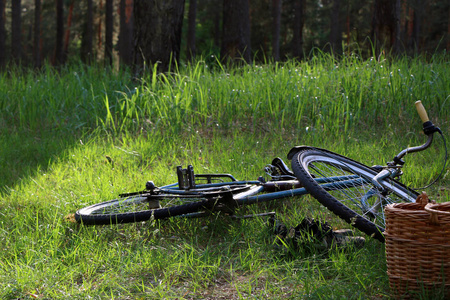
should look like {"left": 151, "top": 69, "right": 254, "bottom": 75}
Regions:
{"left": 415, "top": 100, "right": 430, "bottom": 123}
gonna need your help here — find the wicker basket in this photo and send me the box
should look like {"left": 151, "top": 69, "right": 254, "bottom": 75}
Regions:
{"left": 384, "top": 192, "right": 450, "bottom": 298}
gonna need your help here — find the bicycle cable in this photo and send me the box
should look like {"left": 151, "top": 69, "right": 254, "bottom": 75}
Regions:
{"left": 411, "top": 128, "right": 448, "bottom": 191}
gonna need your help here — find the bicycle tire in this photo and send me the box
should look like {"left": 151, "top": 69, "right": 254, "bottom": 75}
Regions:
{"left": 290, "top": 147, "right": 419, "bottom": 242}
{"left": 75, "top": 193, "right": 212, "bottom": 225}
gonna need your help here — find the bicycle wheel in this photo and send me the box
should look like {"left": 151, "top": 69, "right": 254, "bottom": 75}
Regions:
{"left": 75, "top": 193, "right": 213, "bottom": 225}
{"left": 75, "top": 183, "right": 259, "bottom": 225}
{"left": 290, "top": 147, "right": 419, "bottom": 242}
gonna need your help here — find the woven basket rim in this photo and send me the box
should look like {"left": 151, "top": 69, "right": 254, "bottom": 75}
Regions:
{"left": 385, "top": 202, "right": 427, "bottom": 210}
{"left": 426, "top": 202, "right": 450, "bottom": 212}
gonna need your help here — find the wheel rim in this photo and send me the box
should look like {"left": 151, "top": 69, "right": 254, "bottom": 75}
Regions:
{"left": 78, "top": 194, "right": 208, "bottom": 217}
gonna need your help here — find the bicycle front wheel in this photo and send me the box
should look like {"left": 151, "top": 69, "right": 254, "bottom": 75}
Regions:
{"left": 75, "top": 193, "right": 212, "bottom": 225}
{"left": 290, "top": 148, "right": 418, "bottom": 242}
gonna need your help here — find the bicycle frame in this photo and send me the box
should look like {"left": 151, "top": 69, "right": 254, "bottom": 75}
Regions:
{"left": 147, "top": 173, "right": 365, "bottom": 219}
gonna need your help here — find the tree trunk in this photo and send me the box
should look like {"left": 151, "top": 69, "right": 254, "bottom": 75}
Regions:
{"left": 119, "top": 0, "right": 133, "bottom": 66}
{"left": 329, "top": 0, "right": 341, "bottom": 54}
{"left": 392, "top": 0, "right": 402, "bottom": 54}
{"left": 346, "top": 2, "right": 350, "bottom": 50}
{"left": 98, "top": 0, "right": 103, "bottom": 51}
{"left": 81, "top": 0, "right": 94, "bottom": 64}
{"left": 371, "top": 0, "right": 398, "bottom": 54}
{"left": 212, "top": 0, "right": 221, "bottom": 49}
{"left": 34, "top": 0, "right": 41, "bottom": 69}
{"left": 405, "top": 5, "right": 413, "bottom": 51}
{"left": 0, "top": 0, "right": 6, "bottom": 68}
{"left": 221, "top": 0, "right": 251, "bottom": 64}
{"left": 105, "top": 0, "right": 114, "bottom": 65}
{"left": 54, "top": 0, "right": 64, "bottom": 65}
{"left": 272, "top": 0, "right": 281, "bottom": 61}
{"left": 133, "top": 0, "right": 186, "bottom": 73}
{"left": 370, "top": 0, "right": 381, "bottom": 54}
{"left": 447, "top": 6, "right": 450, "bottom": 51}
{"left": 411, "top": 0, "right": 422, "bottom": 53}
{"left": 63, "top": 1, "right": 74, "bottom": 62}
{"left": 11, "top": 0, "right": 22, "bottom": 63}
{"left": 292, "top": 0, "right": 304, "bottom": 60}
{"left": 186, "top": 0, "right": 197, "bottom": 61}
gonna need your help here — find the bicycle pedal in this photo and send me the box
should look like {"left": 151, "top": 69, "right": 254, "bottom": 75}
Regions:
{"left": 147, "top": 199, "right": 161, "bottom": 209}
{"left": 177, "top": 165, "right": 196, "bottom": 190}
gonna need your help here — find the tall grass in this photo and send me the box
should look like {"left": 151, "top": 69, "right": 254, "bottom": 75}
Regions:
{"left": 0, "top": 53, "right": 449, "bottom": 299}
{"left": 0, "top": 63, "right": 133, "bottom": 132}
{"left": 128, "top": 53, "right": 448, "bottom": 134}
{"left": 1, "top": 53, "right": 448, "bottom": 135}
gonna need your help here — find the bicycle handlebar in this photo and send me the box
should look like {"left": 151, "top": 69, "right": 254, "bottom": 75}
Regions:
{"left": 391, "top": 101, "right": 441, "bottom": 165}
{"left": 415, "top": 100, "right": 430, "bottom": 123}
{"left": 414, "top": 100, "right": 440, "bottom": 136}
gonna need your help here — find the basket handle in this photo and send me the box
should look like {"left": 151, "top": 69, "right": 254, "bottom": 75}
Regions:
{"left": 415, "top": 192, "right": 443, "bottom": 225}
{"left": 424, "top": 203, "right": 450, "bottom": 215}
{"left": 424, "top": 203, "right": 450, "bottom": 225}
{"left": 415, "top": 191, "right": 430, "bottom": 207}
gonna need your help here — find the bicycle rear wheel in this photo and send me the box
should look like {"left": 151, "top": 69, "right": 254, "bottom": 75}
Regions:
{"left": 75, "top": 193, "right": 213, "bottom": 225}
{"left": 75, "top": 183, "right": 259, "bottom": 225}
{"left": 290, "top": 148, "right": 418, "bottom": 242}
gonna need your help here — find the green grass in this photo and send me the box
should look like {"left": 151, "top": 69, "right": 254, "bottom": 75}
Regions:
{"left": 0, "top": 52, "right": 449, "bottom": 299}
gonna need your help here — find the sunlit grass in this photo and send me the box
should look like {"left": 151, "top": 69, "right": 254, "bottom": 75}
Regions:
{"left": 0, "top": 52, "right": 448, "bottom": 298}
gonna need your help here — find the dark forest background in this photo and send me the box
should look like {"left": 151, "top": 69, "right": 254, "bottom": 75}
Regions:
{"left": 0, "top": 0, "right": 449, "bottom": 71}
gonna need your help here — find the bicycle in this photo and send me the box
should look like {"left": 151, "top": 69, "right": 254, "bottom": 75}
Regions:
{"left": 289, "top": 101, "right": 446, "bottom": 241}
{"left": 75, "top": 101, "right": 447, "bottom": 242}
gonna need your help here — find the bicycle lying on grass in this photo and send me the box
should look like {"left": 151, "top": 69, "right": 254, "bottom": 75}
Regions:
{"left": 75, "top": 101, "right": 447, "bottom": 242}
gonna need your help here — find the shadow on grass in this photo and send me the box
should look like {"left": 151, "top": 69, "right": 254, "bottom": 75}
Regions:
{"left": 0, "top": 129, "right": 78, "bottom": 192}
